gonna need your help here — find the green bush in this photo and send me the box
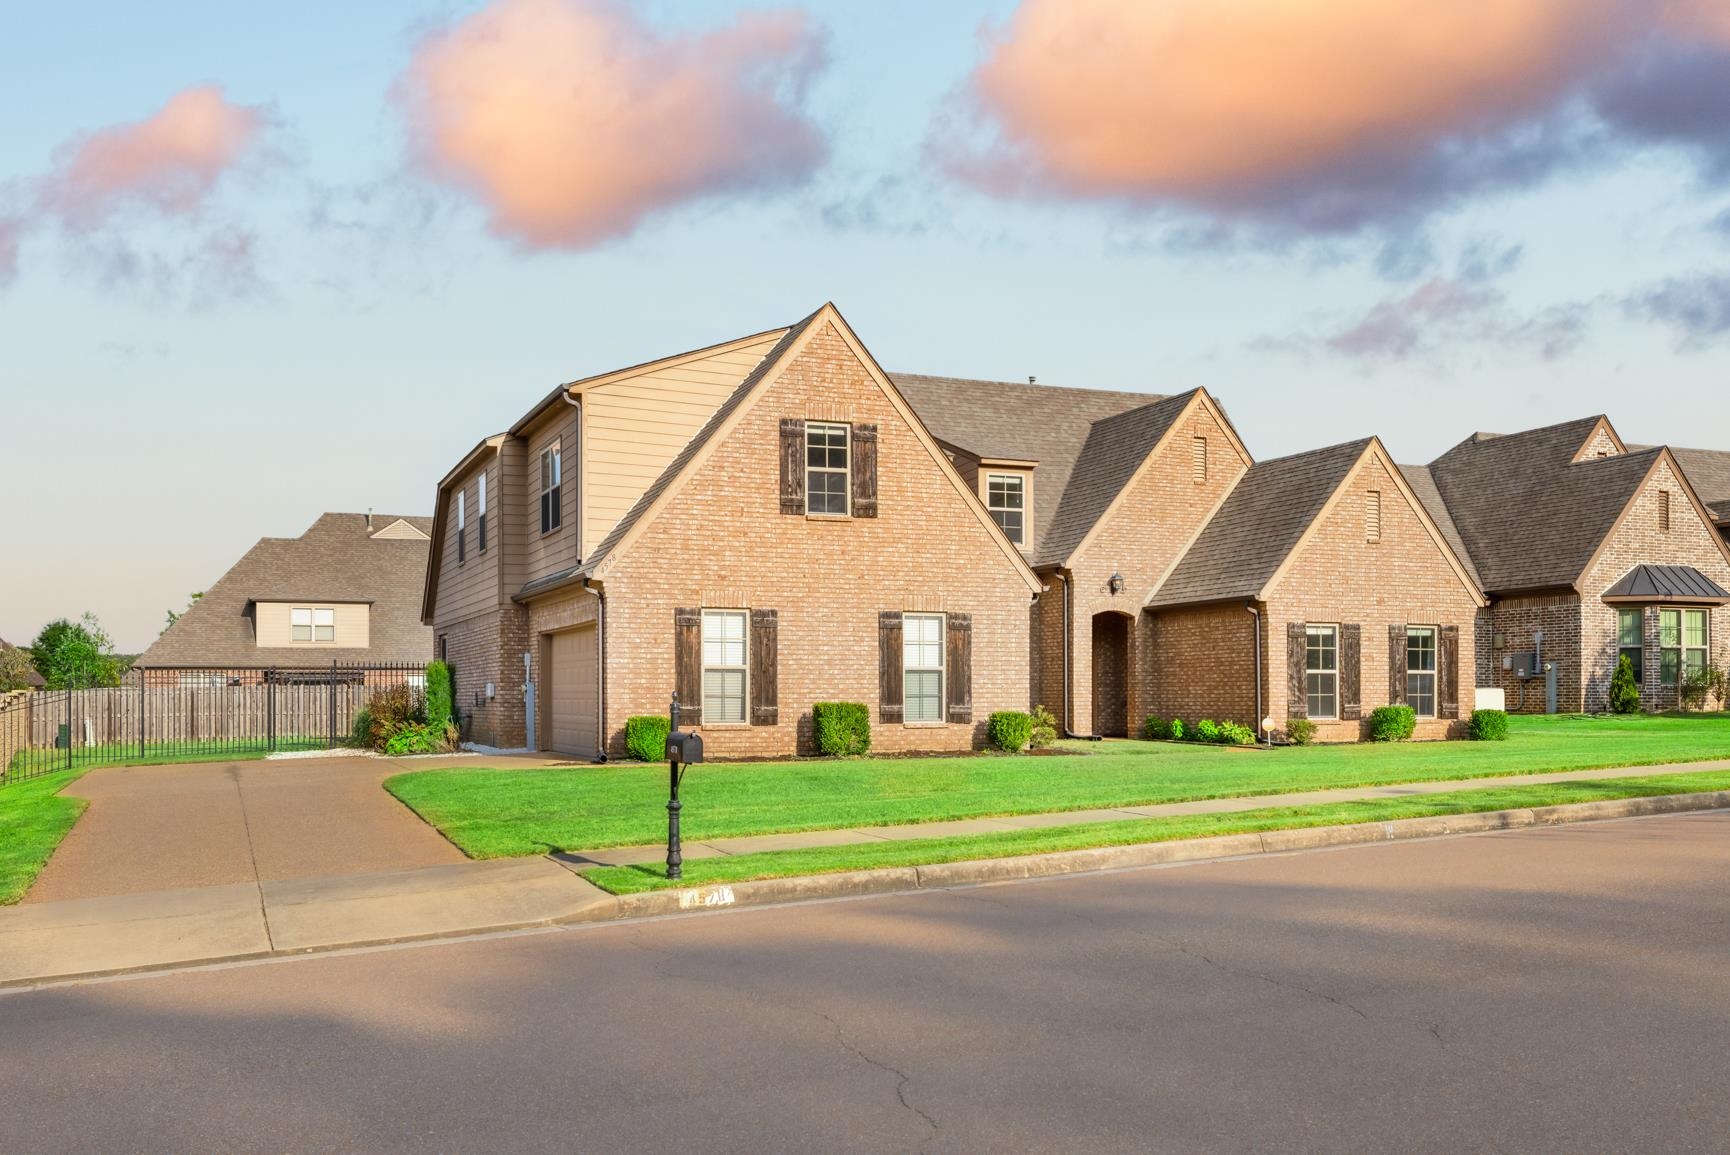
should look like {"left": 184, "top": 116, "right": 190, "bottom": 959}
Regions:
{"left": 1609, "top": 654, "right": 1641, "bottom": 714}
{"left": 1468, "top": 709, "right": 1510, "bottom": 741}
{"left": 625, "top": 715, "right": 671, "bottom": 762}
{"left": 1195, "top": 719, "right": 1223, "bottom": 743}
{"left": 1168, "top": 719, "right": 1186, "bottom": 742}
{"left": 425, "top": 661, "right": 454, "bottom": 729}
{"left": 1141, "top": 715, "right": 1170, "bottom": 741}
{"left": 814, "top": 702, "right": 871, "bottom": 756}
{"left": 384, "top": 722, "right": 445, "bottom": 756}
{"left": 1029, "top": 705, "right": 1058, "bottom": 750}
{"left": 1218, "top": 721, "right": 1257, "bottom": 745}
{"left": 348, "top": 707, "right": 375, "bottom": 749}
{"left": 987, "top": 711, "right": 1034, "bottom": 753}
{"left": 1681, "top": 663, "right": 1727, "bottom": 712}
{"left": 1368, "top": 704, "right": 1417, "bottom": 742}
{"left": 1286, "top": 718, "right": 1317, "bottom": 746}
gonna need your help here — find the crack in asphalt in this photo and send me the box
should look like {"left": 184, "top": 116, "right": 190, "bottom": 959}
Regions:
{"left": 815, "top": 1010, "right": 941, "bottom": 1151}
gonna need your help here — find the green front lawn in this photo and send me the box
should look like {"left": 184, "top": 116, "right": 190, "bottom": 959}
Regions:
{"left": 0, "top": 769, "right": 88, "bottom": 904}
{"left": 385, "top": 713, "right": 1730, "bottom": 859}
{"left": 584, "top": 767, "right": 1730, "bottom": 894}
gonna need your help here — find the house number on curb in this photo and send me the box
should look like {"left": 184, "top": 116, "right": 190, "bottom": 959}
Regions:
{"left": 678, "top": 886, "right": 737, "bottom": 910}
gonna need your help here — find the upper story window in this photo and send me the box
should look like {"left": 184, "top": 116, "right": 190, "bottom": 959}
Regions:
{"left": 1406, "top": 626, "right": 1437, "bottom": 717}
{"left": 456, "top": 490, "right": 466, "bottom": 564}
{"left": 477, "top": 471, "right": 488, "bottom": 553}
{"left": 1618, "top": 608, "right": 1644, "bottom": 684}
{"left": 701, "top": 610, "right": 747, "bottom": 724}
{"left": 292, "top": 607, "right": 336, "bottom": 644}
{"left": 903, "top": 613, "right": 945, "bottom": 722}
{"left": 807, "top": 423, "right": 849, "bottom": 515}
{"left": 987, "top": 474, "right": 1025, "bottom": 545}
{"left": 541, "top": 442, "right": 563, "bottom": 535}
{"left": 1305, "top": 624, "right": 1338, "bottom": 719}
{"left": 1661, "top": 608, "right": 1708, "bottom": 686}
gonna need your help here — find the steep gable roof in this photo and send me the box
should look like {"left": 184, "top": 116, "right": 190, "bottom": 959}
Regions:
{"left": 1398, "top": 463, "right": 1483, "bottom": 589}
{"left": 1147, "top": 440, "right": 1373, "bottom": 608}
{"left": 138, "top": 512, "right": 433, "bottom": 668}
{"left": 1660, "top": 446, "right": 1730, "bottom": 524}
{"left": 1427, "top": 416, "right": 1661, "bottom": 593}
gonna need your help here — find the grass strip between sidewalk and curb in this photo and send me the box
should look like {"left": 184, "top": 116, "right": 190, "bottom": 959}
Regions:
{"left": 581, "top": 768, "right": 1730, "bottom": 895}
{"left": 0, "top": 769, "right": 89, "bottom": 905}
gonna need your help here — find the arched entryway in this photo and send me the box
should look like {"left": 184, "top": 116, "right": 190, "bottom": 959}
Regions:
{"left": 1091, "top": 612, "right": 1130, "bottom": 737}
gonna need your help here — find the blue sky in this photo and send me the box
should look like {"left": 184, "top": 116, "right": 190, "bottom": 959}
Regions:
{"left": 3, "top": 0, "right": 1729, "bottom": 652}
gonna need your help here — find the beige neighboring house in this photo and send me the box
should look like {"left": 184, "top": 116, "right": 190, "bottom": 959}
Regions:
{"left": 137, "top": 513, "right": 434, "bottom": 682}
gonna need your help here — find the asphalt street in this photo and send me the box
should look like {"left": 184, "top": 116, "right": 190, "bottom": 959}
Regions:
{"left": 5, "top": 811, "right": 1730, "bottom": 1153}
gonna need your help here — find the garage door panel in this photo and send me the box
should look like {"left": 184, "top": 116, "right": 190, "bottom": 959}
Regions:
{"left": 548, "top": 626, "right": 597, "bottom": 758}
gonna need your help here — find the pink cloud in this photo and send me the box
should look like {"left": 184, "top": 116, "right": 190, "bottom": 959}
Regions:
{"left": 945, "top": 0, "right": 1730, "bottom": 229}
{"left": 398, "top": 0, "right": 828, "bottom": 248}
{"left": 40, "top": 86, "right": 266, "bottom": 228}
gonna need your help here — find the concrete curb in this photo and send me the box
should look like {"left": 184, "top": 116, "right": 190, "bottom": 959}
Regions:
{"left": 569, "top": 790, "right": 1730, "bottom": 925}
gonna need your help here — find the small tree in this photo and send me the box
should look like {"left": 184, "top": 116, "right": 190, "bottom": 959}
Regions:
{"left": 1608, "top": 654, "right": 1641, "bottom": 714}
{"left": 31, "top": 613, "right": 123, "bottom": 689}
{"left": 0, "top": 646, "right": 37, "bottom": 691}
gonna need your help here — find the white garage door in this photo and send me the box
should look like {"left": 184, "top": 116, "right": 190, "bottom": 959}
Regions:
{"left": 547, "top": 625, "right": 597, "bottom": 759}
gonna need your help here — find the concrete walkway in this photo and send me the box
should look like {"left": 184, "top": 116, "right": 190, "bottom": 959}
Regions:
{"left": 555, "top": 757, "right": 1730, "bottom": 867}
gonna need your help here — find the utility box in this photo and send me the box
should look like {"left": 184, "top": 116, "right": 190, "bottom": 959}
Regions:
{"left": 1507, "top": 651, "right": 1541, "bottom": 680}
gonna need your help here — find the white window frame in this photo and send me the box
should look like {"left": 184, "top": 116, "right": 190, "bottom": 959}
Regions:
{"left": 1305, "top": 624, "right": 1339, "bottom": 721}
{"left": 477, "top": 470, "right": 488, "bottom": 553}
{"left": 986, "top": 473, "right": 1026, "bottom": 545}
{"left": 1406, "top": 626, "right": 1437, "bottom": 719}
{"left": 806, "top": 422, "right": 850, "bottom": 516}
{"left": 903, "top": 612, "right": 945, "bottom": 724}
{"left": 701, "top": 609, "right": 748, "bottom": 725}
{"left": 1663, "top": 608, "right": 1709, "bottom": 686}
{"left": 291, "top": 607, "right": 314, "bottom": 643}
{"left": 456, "top": 489, "right": 466, "bottom": 564}
{"left": 291, "top": 606, "right": 336, "bottom": 645}
{"left": 541, "top": 441, "right": 563, "bottom": 535}
{"left": 1617, "top": 608, "right": 1644, "bottom": 685}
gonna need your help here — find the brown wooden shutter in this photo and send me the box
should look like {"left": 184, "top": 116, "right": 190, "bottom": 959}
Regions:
{"left": 851, "top": 424, "right": 879, "bottom": 518}
{"left": 674, "top": 607, "right": 702, "bottom": 726}
{"left": 1340, "top": 623, "right": 1362, "bottom": 721}
{"left": 946, "top": 612, "right": 972, "bottom": 724}
{"left": 750, "top": 608, "right": 778, "bottom": 726}
{"left": 1388, "top": 624, "right": 1408, "bottom": 705}
{"left": 1438, "top": 625, "right": 1460, "bottom": 720}
{"left": 779, "top": 418, "right": 806, "bottom": 515}
{"left": 1287, "top": 622, "right": 1308, "bottom": 720}
{"left": 878, "top": 611, "right": 904, "bottom": 723}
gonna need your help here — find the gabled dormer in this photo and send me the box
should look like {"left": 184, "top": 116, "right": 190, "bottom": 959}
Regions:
{"left": 1570, "top": 416, "right": 1627, "bottom": 463}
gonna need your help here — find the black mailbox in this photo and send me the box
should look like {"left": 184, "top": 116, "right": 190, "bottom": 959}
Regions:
{"left": 666, "top": 730, "right": 704, "bottom": 764}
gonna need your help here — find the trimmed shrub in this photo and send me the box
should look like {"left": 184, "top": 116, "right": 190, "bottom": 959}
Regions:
{"left": 814, "top": 702, "right": 871, "bottom": 756}
{"left": 1141, "top": 715, "right": 1170, "bottom": 741}
{"left": 1219, "top": 721, "right": 1257, "bottom": 746}
{"left": 1609, "top": 654, "right": 1641, "bottom": 714}
{"left": 384, "top": 722, "right": 445, "bottom": 756}
{"left": 1168, "top": 719, "right": 1187, "bottom": 742}
{"left": 988, "top": 711, "right": 1034, "bottom": 753}
{"left": 348, "top": 707, "right": 375, "bottom": 749}
{"left": 1195, "top": 719, "right": 1223, "bottom": 743}
{"left": 1029, "top": 705, "right": 1058, "bottom": 750}
{"left": 1468, "top": 709, "right": 1510, "bottom": 741}
{"left": 1286, "top": 718, "right": 1317, "bottom": 746}
{"left": 625, "top": 715, "right": 671, "bottom": 762}
{"left": 1368, "top": 704, "right": 1417, "bottom": 742}
{"left": 425, "top": 661, "right": 454, "bottom": 729}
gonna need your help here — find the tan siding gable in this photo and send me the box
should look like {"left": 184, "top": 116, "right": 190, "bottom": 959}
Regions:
{"left": 255, "top": 602, "right": 371, "bottom": 649}
{"left": 433, "top": 457, "right": 503, "bottom": 627}
{"left": 372, "top": 518, "right": 429, "bottom": 541}
{"left": 580, "top": 333, "right": 783, "bottom": 558}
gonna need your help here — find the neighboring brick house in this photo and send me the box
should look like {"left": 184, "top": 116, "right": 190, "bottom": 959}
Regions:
{"left": 1143, "top": 439, "right": 1486, "bottom": 741}
{"left": 1405, "top": 417, "right": 1730, "bottom": 713}
{"left": 422, "top": 304, "right": 1041, "bottom": 758}
{"left": 895, "top": 376, "right": 1252, "bottom": 736}
{"left": 136, "top": 513, "right": 434, "bottom": 683}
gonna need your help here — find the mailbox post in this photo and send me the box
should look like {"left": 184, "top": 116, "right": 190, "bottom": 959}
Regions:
{"left": 664, "top": 692, "right": 704, "bottom": 880}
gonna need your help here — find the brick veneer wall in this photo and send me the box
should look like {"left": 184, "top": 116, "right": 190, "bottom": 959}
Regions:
{"left": 1061, "top": 395, "right": 1248, "bottom": 735}
{"left": 1482, "top": 594, "right": 1581, "bottom": 713}
{"left": 437, "top": 606, "right": 530, "bottom": 747}
{"left": 1144, "top": 603, "right": 1261, "bottom": 730}
{"left": 0, "top": 690, "right": 29, "bottom": 778}
{"left": 577, "top": 320, "right": 1035, "bottom": 759}
{"left": 1578, "top": 457, "right": 1730, "bottom": 712}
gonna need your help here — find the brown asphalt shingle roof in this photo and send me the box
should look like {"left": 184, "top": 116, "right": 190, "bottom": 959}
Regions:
{"left": 1148, "top": 439, "right": 1372, "bottom": 608}
{"left": 1398, "top": 463, "right": 1483, "bottom": 589}
{"left": 1660, "top": 446, "right": 1730, "bottom": 524}
{"left": 137, "top": 513, "right": 433, "bottom": 668}
{"left": 891, "top": 374, "right": 1173, "bottom": 565}
{"left": 1426, "top": 418, "right": 1661, "bottom": 594}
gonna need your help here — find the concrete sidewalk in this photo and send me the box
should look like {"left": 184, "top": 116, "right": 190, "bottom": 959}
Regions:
{"left": 553, "top": 757, "right": 1730, "bottom": 866}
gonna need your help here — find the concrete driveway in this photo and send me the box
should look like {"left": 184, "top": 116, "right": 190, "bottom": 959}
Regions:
{"left": 24, "top": 755, "right": 550, "bottom": 904}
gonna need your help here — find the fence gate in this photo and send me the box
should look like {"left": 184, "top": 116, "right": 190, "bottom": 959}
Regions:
{"left": 0, "top": 663, "right": 428, "bottom": 785}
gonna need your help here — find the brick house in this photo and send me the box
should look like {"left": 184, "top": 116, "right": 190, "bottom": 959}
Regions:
{"left": 137, "top": 512, "right": 433, "bottom": 684}
{"left": 1143, "top": 439, "right": 1486, "bottom": 741}
{"left": 895, "top": 377, "right": 1252, "bottom": 736}
{"left": 1405, "top": 417, "right": 1730, "bottom": 713}
{"left": 422, "top": 304, "right": 1040, "bottom": 758}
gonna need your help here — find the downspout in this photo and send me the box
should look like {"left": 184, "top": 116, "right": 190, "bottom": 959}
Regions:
{"left": 1059, "top": 569, "right": 1100, "bottom": 740}
{"left": 1247, "top": 602, "right": 1264, "bottom": 743}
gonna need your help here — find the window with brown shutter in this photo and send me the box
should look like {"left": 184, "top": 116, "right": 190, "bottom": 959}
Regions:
{"left": 1340, "top": 623, "right": 1362, "bottom": 721}
{"left": 851, "top": 424, "right": 878, "bottom": 518}
{"left": 946, "top": 613, "right": 972, "bottom": 724}
{"left": 779, "top": 419, "right": 806, "bottom": 514}
{"left": 1286, "top": 622, "right": 1308, "bottom": 720}
{"left": 878, "top": 611, "right": 904, "bottom": 722}
{"left": 674, "top": 607, "right": 703, "bottom": 726}
{"left": 750, "top": 609, "right": 778, "bottom": 726}
{"left": 1388, "top": 623, "right": 1408, "bottom": 705}
{"left": 1438, "top": 625, "right": 1460, "bottom": 719}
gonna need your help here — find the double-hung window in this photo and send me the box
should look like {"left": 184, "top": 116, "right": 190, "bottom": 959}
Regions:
{"left": 1618, "top": 608, "right": 1644, "bottom": 684}
{"left": 903, "top": 613, "right": 945, "bottom": 722}
{"left": 701, "top": 610, "right": 747, "bottom": 724}
{"left": 456, "top": 490, "right": 466, "bottom": 564}
{"left": 1662, "top": 608, "right": 1709, "bottom": 685}
{"left": 987, "top": 474, "right": 1025, "bottom": 545}
{"left": 1406, "top": 627, "right": 1437, "bottom": 717}
{"left": 477, "top": 471, "right": 488, "bottom": 553}
{"left": 806, "top": 423, "right": 849, "bottom": 515}
{"left": 291, "top": 608, "right": 335, "bottom": 644}
{"left": 1305, "top": 625, "right": 1338, "bottom": 719}
{"left": 541, "top": 442, "right": 563, "bottom": 534}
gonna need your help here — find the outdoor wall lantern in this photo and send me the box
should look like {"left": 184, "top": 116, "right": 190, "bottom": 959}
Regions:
{"left": 1108, "top": 572, "right": 1126, "bottom": 595}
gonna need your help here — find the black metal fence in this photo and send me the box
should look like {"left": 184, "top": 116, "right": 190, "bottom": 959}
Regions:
{"left": 0, "top": 663, "right": 430, "bottom": 784}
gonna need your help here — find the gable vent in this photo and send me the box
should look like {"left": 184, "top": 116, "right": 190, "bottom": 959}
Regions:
{"left": 1366, "top": 490, "right": 1382, "bottom": 544}
{"left": 1660, "top": 489, "right": 1672, "bottom": 533}
{"left": 1191, "top": 437, "right": 1208, "bottom": 483}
